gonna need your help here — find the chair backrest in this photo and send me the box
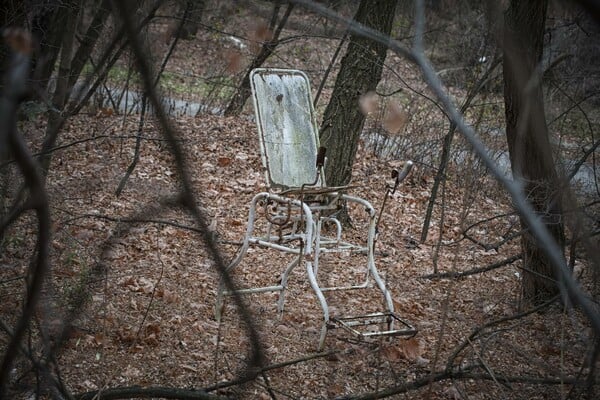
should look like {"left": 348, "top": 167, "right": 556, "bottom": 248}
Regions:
{"left": 250, "top": 68, "right": 323, "bottom": 190}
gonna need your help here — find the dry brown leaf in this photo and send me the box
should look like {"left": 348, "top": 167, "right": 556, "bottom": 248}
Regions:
{"left": 121, "top": 276, "right": 136, "bottom": 288}
{"left": 224, "top": 49, "right": 242, "bottom": 73}
{"left": 275, "top": 323, "right": 294, "bottom": 336}
{"left": 144, "top": 334, "right": 159, "bottom": 347}
{"left": 393, "top": 298, "right": 425, "bottom": 317}
{"left": 399, "top": 337, "right": 422, "bottom": 360}
{"left": 444, "top": 386, "right": 464, "bottom": 400}
{"left": 229, "top": 219, "right": 243, "bottom": 226}
{"left": 96, "top": 107, "right": 114, "bottom": 117}
{"left": 382, "top": 343, "right": 403, "bottom": 362}
{"left": 116, "top": 327, "right": 136, "bottom": 345}
{"left": 384, "top": 337, "right": 422, "bottom": 362}
{"left": 93, "top": 333, "right": 105, "bottom": 347}
{"left": 130, "top": 344, "right": 144, "bottom": 353}
{"left": 145, "top": 323, "right": 161, "bottom": 336}
{"left": 217, "top": 157, "right": 231, "bottom": 167}
{"left": 157, "top": 288, "right": 178, "bottom": 303}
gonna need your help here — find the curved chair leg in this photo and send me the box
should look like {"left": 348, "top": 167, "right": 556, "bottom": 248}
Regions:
{"left": 276, "top": 256, "right": 300, "bottom": 315}
{"left": 215, "top": 193, "right": 265, "bottom": 322}
{"left": 215, "top": 242, "right": 251, "bottom": 323}
{"left": 306, "top": 259, "right": 330, "bottom": 351}
{"left": 216, "top": 193, "right": 315, "bottom": 324}
{"left": 364, "top": 207, "right": 396, "bottom": 330}
{"left": 341, "top": 193, "right": 396, "bottom": 330}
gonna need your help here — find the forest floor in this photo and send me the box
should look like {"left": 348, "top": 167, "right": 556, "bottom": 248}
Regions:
{"left": 1, "top": 111, "right": 594, "bottom": 399}
{"left": 1, "top": 4, "right": 598, "bottom": 399}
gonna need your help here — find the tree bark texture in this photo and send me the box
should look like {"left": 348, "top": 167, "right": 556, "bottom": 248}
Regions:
{"left": 0, "top": 1, "right": 26, "bottom": 94}
{"left": 319, "top": 0, "right": 396, "bottom": 187}
{"left": 67, "top": 0, "right": 112, "bottom": 91}
{"left": 503, "top": 0, "right": 565, "bottom": 304}
{"left": 30, "top": 0, "right": 66, "bottom": 96}
{"left": 178, "top": 0, "right": 205, "bottom": 39}
{"left": 40, "top": 0, "right": 81, "bottom": 173}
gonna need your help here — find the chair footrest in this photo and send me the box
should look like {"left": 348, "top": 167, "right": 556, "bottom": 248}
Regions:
{"left": 330, "top": 312, "right": 417, "bottom": 338}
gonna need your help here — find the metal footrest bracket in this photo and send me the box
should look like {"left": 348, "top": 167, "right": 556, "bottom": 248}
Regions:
{"left": 331, "top": 312, "right": 417, "bottom": 339}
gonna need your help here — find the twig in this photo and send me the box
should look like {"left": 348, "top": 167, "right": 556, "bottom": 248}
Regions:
{"left": 314, "top": 32, "right": 347, "bottom": 108}
{"left": 134, "top": 229, "right": 165, "bottom": 341}
{"left": 75, "top": 213, "right": 205, "bottom": 234}
{"left": 204, "top": 350, "right": 338, "bottom": 392}
{"left": 115, "top": 95, "right": 149, "bottom": 196}
{"left": 115, "top": 3, "right": 188, "bottom": 197}
{"left": 74, "top": 351, "right": 337, "bottom": 400}
{"left": 335, "top": 364, "right": 588, "bottom": 400}
{"left": 467, "top": 337, "right": 509, "bottom": 391}
{"left": 260, "top": 370, "right": 278, "bottom": 400}
{"left": 445, "top": 295, "right": 560, "bottom": 373}
{"left": 0, "top": 320, "right": 74, "bottom": 400}
{"left": 110, "top": 0, "right": 266, "bottom": 380}
{"left": 223, "top": 2, "right": 295, "bottom": 116}
{"left": 420, "top": 56, "right": 502, "bottom": 243}
{"left": 0, "top": 30, "right": 52, "bottom": 396}
{"left": 421, "top": 253, "right": 522, "bottom": 280}
{"left": 567, "top": 137, "right": 600, "bottom": 182}
{"left": 287, "top": 0, "right": 600, "bottom": 336}
{"left": 46, "top": 197, "right": 182, "bottom": 356}
{"left": 75, "top": 386, "right": 224, "bottom": 400}
{"left": 67, "top": 1, "right": 163, "bottom": 117}
{"left": 0, "top": 133, "right": 183, "bottom": 169}
{"left": 462, "top": 228, "right": 525, "bottom": 252}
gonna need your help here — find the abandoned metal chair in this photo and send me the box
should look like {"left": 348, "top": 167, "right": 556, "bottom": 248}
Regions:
{"left": 215, "top": 68, "right": 416, "bottom": 350}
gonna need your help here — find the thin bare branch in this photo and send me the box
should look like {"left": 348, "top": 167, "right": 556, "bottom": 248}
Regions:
{"left": 0, "top": 30, "right": 52, "bottom": 396}
{"left": 421, "top": 253, "right": 523, "bottom": 280}
{"left": 108, "top": 0, "right": 265, "bottom": 378}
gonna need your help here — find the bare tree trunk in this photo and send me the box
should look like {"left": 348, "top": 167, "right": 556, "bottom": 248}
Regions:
{"left": 31, "top": 0, "right": 66, "bottom": 97}
{"left": 116, "top": 3, "right": 190, "bottom": 197}
{"left": 172, "top": 0, "right": 205, "bottom": 40}
{"left": 0, "top": 29, "right": 52, "bottom": 397}
{"left": 319, "top": 0, "right": 397, "bottom": 187}
{"left": 223, "top": 2, "right": 293, "bottom": 116}
{"left": 314, "top": 32, "right": 347, "bottom": 109}
{"left": 503, "top": 0, "right": 565, "bottom": 305}
{"left": 0, "top": 1, "right": 26, "bottom": 93}
{"left": 40, "top": 0, "right": 81, "bottom": 174}
{"left": 67, "top": 0, "right": 112, "bottom": 91}
{"left": 421, "top": 58, "right": 501, "bottom": 243}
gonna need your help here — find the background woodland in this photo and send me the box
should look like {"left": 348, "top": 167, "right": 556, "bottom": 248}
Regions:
{"left": 1, "top": 0, "right": 599, "bottom": 399}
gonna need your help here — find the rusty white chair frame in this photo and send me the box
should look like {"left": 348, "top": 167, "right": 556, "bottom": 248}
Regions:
{"left": 215, "top": 68, "right": 415, "bottom": 350}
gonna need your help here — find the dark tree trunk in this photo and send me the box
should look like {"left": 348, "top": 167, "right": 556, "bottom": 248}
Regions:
{"left": 319, "top": 0, "right": 396, "bottom": 187}
{"left": 177, "top": 0, "right": 205, "bottom": 39}
{"left": 67, "top": 0, "right": 111, "bottom": 91}
{"left": 503, "top": 0, "right": 565, "bottom": 305}
{"left": 40, "top": 0, "right": 81, "bottom": 173}
{"left": 0, "top": 0, "right": 26, "bottom": 94}
{"left": 30, "top": 0, "right": 65, "bottom": 96}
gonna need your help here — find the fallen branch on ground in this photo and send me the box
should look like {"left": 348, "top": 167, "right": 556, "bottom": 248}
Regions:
{"left": 421, "top": 254, "right": 522, "bottom": 280}
{"left": 75, "top": 351, "right": 338, "bottom": 400}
